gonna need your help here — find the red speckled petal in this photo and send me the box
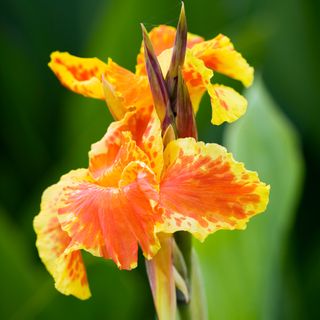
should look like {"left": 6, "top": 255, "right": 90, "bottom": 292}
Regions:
{"left": 49, "top": 51, "right": 107, "bottom": 99}
{"left": 58, "top": 162, "right": 162, "bottom": 270}
{"left": 208, "top": 84, "right": 248, "bottom": 125}
{"left": 136, "top": 25, "right": 204, "bottom": 76}
{"left": 158, "top": 138, "right": 270, "bottom": 241}
{"left": 191, "top": 34, "right": 254, "bottom": 87}
{"left": 89, "top": 108, "right": 163, "bottom": 182}
{"left": 182, "top": 51, "right": 213, "bottom": 113}
{"left": 33, "top": 170, "right": 91, "bottom": 299}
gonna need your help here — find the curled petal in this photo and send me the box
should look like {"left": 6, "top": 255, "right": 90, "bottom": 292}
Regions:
{"left": 158, "top": 138, "right": 270, "bottom": 241}
{"left": 208, "top": 84, "right": 248, "bottom": 125}
{"left": 33, "top": 170, "right": 91, "bottom": 299}
{"left": 49, "top": 51, "right": 107, "bottom": 99}
{"left": 89, "top": 108, "right": 163, "bottom": 182}
{"left": 136, "top": 25, "right": 204, "bottom": 76}
{"left": 191, "top": 34, "right": 254, "bottom": 87}
{"left": 104, "top": 59, "right": 153, "bottom": 115}
{"left": 58, "top": 163, "right": 162, "bottom": 270}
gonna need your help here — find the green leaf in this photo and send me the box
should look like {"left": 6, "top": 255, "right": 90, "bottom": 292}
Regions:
{"left": 194, "top": 77, "right": 304, "bottom": 320}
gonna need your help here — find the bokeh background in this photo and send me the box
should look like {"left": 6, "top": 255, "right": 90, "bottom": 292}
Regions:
{"left": 1, "top": 0, "right": 319, "bottom": 319}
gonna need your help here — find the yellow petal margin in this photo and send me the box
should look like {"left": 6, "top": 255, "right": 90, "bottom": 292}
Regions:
{"left": 33, "top": 169, "right": 91, "bottom": 300}
{"left": 158, "top": 138, "right": 270, "bottom": 241}
{"left": 191, "top": 34, "right": 254, "bottom": 87}
{"left": 48, "top": 51, "right": 107, "bottom": 99}
{"left": 207, "top": 84, "right": 248, "bottom": 125}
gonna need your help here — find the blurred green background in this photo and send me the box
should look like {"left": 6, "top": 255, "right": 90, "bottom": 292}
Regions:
{"left": 1, "top": 0, "right": 319, "bottom": 319}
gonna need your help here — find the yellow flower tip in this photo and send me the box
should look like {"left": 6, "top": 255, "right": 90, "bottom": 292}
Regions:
{"left": 208, "top": 84, "right": 248, "bottom": 125}
{"left": 243, "top": 66, "right": 254, "bottom": 88}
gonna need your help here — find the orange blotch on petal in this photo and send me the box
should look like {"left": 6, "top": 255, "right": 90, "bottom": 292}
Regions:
{"left": 191, "top": 34, "right": 254, "bottom": 87}
{"left": 49, "top": 51, "right": 107, "bottom": 99}
{"left": 158, "top": 138, "right": 270, "bottom": 241}
{"left": 182, "top": 51, "right": 213, "bottom": 113}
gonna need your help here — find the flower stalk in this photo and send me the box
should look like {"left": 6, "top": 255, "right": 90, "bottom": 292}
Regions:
{"left": 142, "top": 3, "right": 204, "bottom": 319}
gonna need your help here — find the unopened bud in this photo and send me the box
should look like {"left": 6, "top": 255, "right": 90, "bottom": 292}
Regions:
{"left": 176, "top": 68, "right": 198, "bottom": 139}
{"left": 166, "top": 2, "right": 187, "bottom": 104}
{"left": 141, "top": 23, "right": 173, "bottom": 132}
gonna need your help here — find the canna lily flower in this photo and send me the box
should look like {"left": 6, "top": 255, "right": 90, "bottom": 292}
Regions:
{"left": 35, "top": 4, "right": 270, "bottom": 318}
{"left": 49, "top": 23, "right": 253, "bottom": 126}
{"left": 34, "top": 103, "right": 269, "bottom": 300}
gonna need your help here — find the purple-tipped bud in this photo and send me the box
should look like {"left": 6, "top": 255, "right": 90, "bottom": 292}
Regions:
{"left": 141, "top": 23, "right": 174, "bottom": 132}
{"left": 166, "top": 2, "right": 187, "bottom": 100}
{"left": 176, "top": 68, "right": 198, "bottom": 140}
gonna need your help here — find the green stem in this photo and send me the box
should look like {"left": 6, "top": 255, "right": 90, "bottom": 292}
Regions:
{"left": 174, "top": 234, "right": 208, "bottom": 320}
{"left": 174, "top": 232, "right": 192, "bottom": 320}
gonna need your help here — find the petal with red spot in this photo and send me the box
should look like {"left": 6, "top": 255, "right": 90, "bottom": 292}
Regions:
{"left": 191, "top": 34, "right": 254, "bottom": 87}
{"left": 49, "top": 51, "right": 107, "bottom": 99}
{"left": 207, "top": 84, "right": 248, "bottom": 125}
{"left": 158, "top": 138, "right": 270, "bottom": 241}
{"left": 182, "top": 51, "right": 213, "bottom": 113}
{"left": 33, "top": 170, "right": 91, "bottom": 299}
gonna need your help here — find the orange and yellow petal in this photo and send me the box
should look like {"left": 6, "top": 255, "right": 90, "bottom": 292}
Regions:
{"left": 182, "top": 51, "right": 213, "bottom": 113}
{"left": 136, "top": 25, "right": 204, "bottom": 76}
{"left": 58, "top": 163, "right": 161, "bottom": 270}
{"left": 191, "top": 34, "right": 254, "bottom": 87}
{"left": 89, "top": 108, "right": 163, "bottom": 182}
{"left": 158, "top": 138, "right": 270, "bottom": 241}
{"left": 89, "top": 130, "right": 150, "bottom": 187}
{"left": 207, "top": 84, "right": 248, "bottom": 125}
{"left": 104, "top": 59, "right": 153, "bottom": 115}
{"left": 49, "top": 51, "right": 107, "bottom": 99}
{"left": 33, "top": 171, "right": 91, "bottom": 299}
